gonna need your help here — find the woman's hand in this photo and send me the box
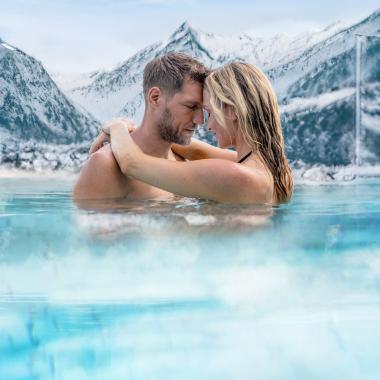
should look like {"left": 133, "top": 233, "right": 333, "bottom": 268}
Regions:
{"left": 89, "top": 118, "right": 136, "bottom": 155}
{"left": 89, "top": 131, "right": 110, "bottom": 155}
{"left": 107, "top": 119, "right": 144, "bottom": 175}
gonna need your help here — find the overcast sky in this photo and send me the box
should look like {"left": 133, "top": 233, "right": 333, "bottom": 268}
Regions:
{"left": 0, "top": 0, "right": 379, "bottom": 74}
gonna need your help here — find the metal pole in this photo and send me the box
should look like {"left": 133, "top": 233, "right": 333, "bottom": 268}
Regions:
{"left": 355, "top": 35, "right": 362, "bottom": 172}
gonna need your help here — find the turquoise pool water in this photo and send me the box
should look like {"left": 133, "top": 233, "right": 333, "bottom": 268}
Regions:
{"left": 1, "top": 176, "right": 380, "bottom": 380}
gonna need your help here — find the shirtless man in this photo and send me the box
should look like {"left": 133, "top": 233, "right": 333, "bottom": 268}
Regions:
{"left": 73, "top": 52, "right": 208, "bottom": 202}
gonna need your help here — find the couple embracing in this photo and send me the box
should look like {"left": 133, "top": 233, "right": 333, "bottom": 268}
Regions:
{"left": 73, "top": 52, "right": 293, "bottom": 205}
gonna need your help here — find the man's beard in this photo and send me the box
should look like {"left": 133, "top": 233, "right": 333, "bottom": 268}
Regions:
{"left": 158, "top": 108, "right": 193, "bottom": 145}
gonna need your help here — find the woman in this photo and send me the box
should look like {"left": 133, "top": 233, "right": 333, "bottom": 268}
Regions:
{"left": 101, "top": 62, "right": 293, "bottom": 205}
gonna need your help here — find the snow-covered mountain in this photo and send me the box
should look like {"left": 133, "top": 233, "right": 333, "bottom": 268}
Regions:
{"left": 274, "top": 9, "right": 380, "bottom": 165}
{"left": 59, "top": 11, "right": 379, "bottom": 168}
{"left": 1, "top": 8, "right": 379, "bottom": 171}
{"left": 0, "top": 39, "right": 99, "bottom": 143}
{"left": 268, "top": 9, "right": 380, "bottom": 98}
{"left": 64, "top": 20, "right": 351, "bottom": 123}
{"left": 0, "top": 38, "right": 100, "bottom": 170}
{"left": 199, "top": 20, "right": 350, "bottom": 70}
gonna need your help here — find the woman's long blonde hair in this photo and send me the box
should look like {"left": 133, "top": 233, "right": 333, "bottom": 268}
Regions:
{"left": 205, "top": 62, "right": 293, "bottom": 204}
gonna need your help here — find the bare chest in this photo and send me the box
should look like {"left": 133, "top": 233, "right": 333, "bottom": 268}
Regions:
{"left": 124, "top": 177, "right": 174, "bottom": 201}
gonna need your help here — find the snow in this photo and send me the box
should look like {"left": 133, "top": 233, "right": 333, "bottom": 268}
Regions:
{"left": 271, "top": 12, "right": 380, "bottom": 98}
{"left": 51, "top": 70, "right": 103, "bottom": 92}
{"left": 0, "top": 37, "right": 99, "bottom": 144}
{"left": 362, "top": 113, "right": 380, "bottom": 133}
{"left": 54, "top": 14, "right": 367, "bottom": 123}
{"left": 293, "top": 164, "right": 380, "bottom": 184}
{"left": 0, "top": 42, "right": 15, "bottom": 51}
{"left": 281, "top": 88, "right": 356, "bottom": 114}
{"left": 0, "top": 138, "right": 91, "bottom": 172}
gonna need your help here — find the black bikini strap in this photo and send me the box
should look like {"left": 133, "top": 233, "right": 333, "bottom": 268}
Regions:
{"left": 237, "top": 151, "right": 253, "bottom": 164}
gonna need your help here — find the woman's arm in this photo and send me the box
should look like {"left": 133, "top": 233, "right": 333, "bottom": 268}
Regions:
{"left": 171, "top": 138, "right": 237, "bottom": 161}
{"left": 126, "top": 156, "right": 266, "bottom": 203}
{"left": 110, "top": 122, "right": 268, "bottom": 204}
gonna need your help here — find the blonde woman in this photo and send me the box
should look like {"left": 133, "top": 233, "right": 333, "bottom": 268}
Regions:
{"left": 103, "top": 62, "right": 293, "bottom": 205}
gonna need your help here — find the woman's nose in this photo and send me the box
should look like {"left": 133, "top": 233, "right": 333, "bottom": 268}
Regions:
{"left": 193, "top": 108, "right": 204, "bottom": 125}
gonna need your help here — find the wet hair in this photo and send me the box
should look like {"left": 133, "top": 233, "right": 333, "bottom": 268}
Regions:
{"left": 205, "top": 62, "right": 293, "bottom": 204}
{"left": 143, "top": 52, "right": 209, "bottom": 98}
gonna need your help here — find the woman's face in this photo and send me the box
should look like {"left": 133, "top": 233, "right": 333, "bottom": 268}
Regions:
{"left": 203, "top": 89, "right": 236, "bottom": 149}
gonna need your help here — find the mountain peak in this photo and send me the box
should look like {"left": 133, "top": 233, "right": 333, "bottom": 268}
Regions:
{"left": 169, "top": 21, "right": 198, "bottom": 42}
{"left": 177, "top": 21, "right": 192, "bottom": 31}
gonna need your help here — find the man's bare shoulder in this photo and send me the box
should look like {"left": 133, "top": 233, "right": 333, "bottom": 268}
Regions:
{"left": 73, "top": 145, "right": 130, "bottom": 200}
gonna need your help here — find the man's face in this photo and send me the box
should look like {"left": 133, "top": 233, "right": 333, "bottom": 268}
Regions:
{"left": 158, "top": 79, "right": 204, "bottom": 145}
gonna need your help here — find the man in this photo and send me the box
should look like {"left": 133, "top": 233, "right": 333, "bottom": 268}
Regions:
{"left": 73, "top": 52, "right": 208, "bottom": 201}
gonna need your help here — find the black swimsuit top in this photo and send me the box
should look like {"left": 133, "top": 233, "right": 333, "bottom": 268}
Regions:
{"left": 237, "top": 151, "right": 253, "bottom": 164}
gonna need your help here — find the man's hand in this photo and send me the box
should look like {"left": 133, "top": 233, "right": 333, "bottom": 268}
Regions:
{"left": 89, "top": 118, "right": 136, "bottom": 155}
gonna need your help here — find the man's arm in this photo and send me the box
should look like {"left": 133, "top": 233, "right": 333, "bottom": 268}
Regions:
{"left": 171, "top": 138, "right": 237, "bottom": 161}
{"left": 73, "top": 146, "right": 130, "bottom": 201}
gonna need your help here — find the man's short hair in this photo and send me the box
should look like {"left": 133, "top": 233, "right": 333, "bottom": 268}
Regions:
{"left": 143, "top": 52, "right": 209, "bottom": 98}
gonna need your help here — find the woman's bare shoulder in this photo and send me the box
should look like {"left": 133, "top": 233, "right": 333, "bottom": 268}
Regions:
{"left": 189, "top": 159, "right": 273, "bottom": 204}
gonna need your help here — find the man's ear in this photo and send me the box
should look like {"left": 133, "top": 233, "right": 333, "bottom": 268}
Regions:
{"left": 147, "top": 87, "right": 163, "bottom": 108}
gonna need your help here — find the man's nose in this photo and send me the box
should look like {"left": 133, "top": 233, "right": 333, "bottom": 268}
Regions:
{"left": 193, "top": 108, "right": 204, "bottom": 125}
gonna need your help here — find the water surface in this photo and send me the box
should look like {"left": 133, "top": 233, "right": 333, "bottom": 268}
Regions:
{"left": 1, "top": 176, "right": 380, "bottom": 380}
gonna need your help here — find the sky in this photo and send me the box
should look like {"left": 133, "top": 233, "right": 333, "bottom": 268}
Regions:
{"left": 0, "top": 0, "right": 379, "bottom": 74}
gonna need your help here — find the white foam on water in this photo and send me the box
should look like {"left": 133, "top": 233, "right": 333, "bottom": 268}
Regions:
{"left": 1, "top": 244, "right": 379, "bottom": 306}
{"left": 76, "top": 212, "right": 170, "bottom": 238}
{"left": 184, "top": 213, "right": 217, "bottom": 226}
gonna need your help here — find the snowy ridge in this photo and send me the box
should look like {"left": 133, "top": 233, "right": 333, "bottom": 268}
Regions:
{"left": 0, "top": 36, "right": 101, "bottom": 171}
{"left": 199, "top": 20, "right": 350, "bottom": 70}
{"left": 67, "top": 42, "right": 162, "bottom": 121}
{"left": 0, "top": 41, "right": 16, "bottom": 52}
{"left": 51, "top": 70, "right": 103, "bottom": 92}
{"left": 0, "top": 38, "right": 100, "bottom": 144}
{"left": 64, "top": 18, "right": 356, "bottom": 123}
